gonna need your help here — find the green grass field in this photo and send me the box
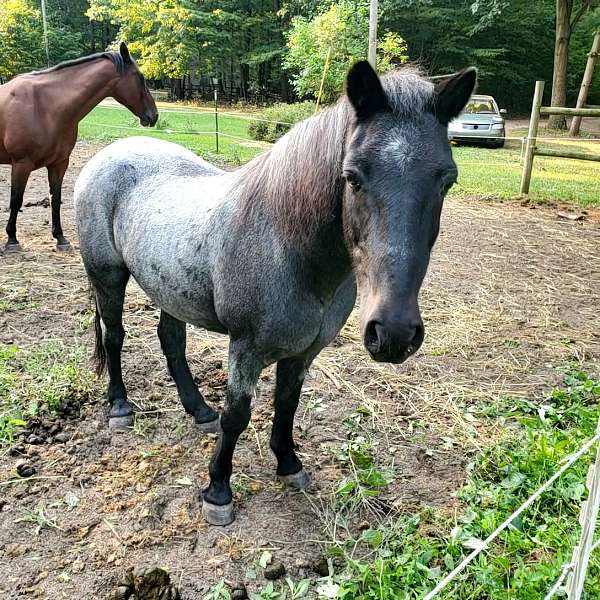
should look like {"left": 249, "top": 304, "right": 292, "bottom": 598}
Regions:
{"left": 79, "top": 104, "right": 600, "bottom": 206}
{"left": 79, "top": 104, "right": 266, "bottom": 165}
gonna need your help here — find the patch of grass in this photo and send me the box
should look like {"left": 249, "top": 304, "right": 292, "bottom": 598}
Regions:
{"left": 326, "top": 365, "right": 600, "bottom": 599}
{"left": 79, "top": 105, "right": 600, "bottom": 207}
{"left": 0, "top": 341, "right": 99, "bottom": 446}
{"left": 0, "top": 286, "right": 40, "bottom": 314}
{"left": 450, "top": 143, "right": 600, "bottom": 206}
{"left": 15, "top": 503, "right": 62, "bottom": 534}
{"left": 79, "top": 105, "right": 263, "bottom": 165}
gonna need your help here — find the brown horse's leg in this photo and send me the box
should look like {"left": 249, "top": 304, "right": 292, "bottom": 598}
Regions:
{"left": 47, "top": 159, "right": 70, "bottom": 250}
{"left": 5, "top": 161, "right": 32, "bottom": 250}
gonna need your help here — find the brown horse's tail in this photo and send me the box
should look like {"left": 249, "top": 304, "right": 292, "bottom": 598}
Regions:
{"left": 90, "top": 285, "right": 107, "bottom": 376}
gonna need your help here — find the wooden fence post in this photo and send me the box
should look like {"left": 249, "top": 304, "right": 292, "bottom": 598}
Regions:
{"left": 566, "top": 419, "right": 600, "bottom": 600}
{"left": 569, "top": 31, "right": 600, "bottom": 137}
{"left": 520, "top": 80, "right": 545, "bottom": 195}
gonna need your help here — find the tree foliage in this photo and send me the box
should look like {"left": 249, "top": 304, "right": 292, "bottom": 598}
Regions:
{"left": 0, "top": 0, "right": 81, "bottom": 78}
{"left": 0, "top": 0, "right": 599, "bottom": 112}
{"left": 284, "top": 1, "right": 408, "bottom": 102}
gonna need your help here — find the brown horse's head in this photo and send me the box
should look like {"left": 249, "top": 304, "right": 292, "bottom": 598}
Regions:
{"left": 112, "top": 43, "right": 158, "bottom": 127}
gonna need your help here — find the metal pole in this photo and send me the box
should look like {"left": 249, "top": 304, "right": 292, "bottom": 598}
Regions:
{"left": 519, "top": 80, "right": 544, "bottom": 195}
{"left": 569, "top": 31, "right": 600, "bottom": 137}
{"left": 214, "top": 88, "right": 219, "bottom": 154}
{"left": 40, "top": 0, "right": 50, "bottom": 67}
{"left": 368, "top": 0, "right": 378, "bottom": 69}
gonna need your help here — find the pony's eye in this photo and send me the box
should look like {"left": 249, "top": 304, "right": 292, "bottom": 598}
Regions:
{"left": 344, "top": 172, "right": 362, "bottom": 192}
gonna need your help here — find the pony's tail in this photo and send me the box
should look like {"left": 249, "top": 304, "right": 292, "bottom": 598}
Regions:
{"left": 90, "top": 284, "right": 107, "bottom": 376}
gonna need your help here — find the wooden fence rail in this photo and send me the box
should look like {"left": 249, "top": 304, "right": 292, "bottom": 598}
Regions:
{"left": 520, "top": 80, "right": 600, "bottom": 194}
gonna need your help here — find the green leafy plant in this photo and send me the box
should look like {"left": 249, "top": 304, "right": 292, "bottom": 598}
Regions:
{"left": 248, "top": 101, "right": 315, "bottom": 143}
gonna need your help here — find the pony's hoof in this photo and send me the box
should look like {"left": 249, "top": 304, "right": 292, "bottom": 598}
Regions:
{"left": 195, "top": 416, "right": 221, "bottom": 434}
{"left": 56, "top": 242, "right": 72, "bottom": 252}
{"left": 5, "top": 242, "right": 22, "bottom": 253}
{"left": 279, "top": 469, "right": 311, "bottom": 490}
{"left": 109, "top": 415, "right": 134, "bottom": 429}
{"left": 202, "top": 500, "right": 234, "bottom": 526}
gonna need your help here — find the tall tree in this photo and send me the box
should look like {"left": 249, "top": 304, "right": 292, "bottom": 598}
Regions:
{"left": 284, "top": 1, "right": 408, "bottom": 102}
{"left": 0, "top": 0, "right": 81, "bottom": 78}
{"left": 549, "top": 0, "right": 599, "bottom": 129}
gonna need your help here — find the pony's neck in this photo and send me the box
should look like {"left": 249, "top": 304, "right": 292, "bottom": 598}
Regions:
{"left": 43, "top": 59, "right": 122, "bottom": 124}
{"left": 237, "top": 101, "right": 353, "bottom": 290}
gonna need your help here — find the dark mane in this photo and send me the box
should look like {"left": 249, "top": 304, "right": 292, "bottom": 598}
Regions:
{"left": 30, "top": 52, "right": 126, "bottom": 76}
{"left": 235, "top": 66, "right": 435, "bottom": 246}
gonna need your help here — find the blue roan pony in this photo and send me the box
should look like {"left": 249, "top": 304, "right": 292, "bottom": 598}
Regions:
{"left": 75, "top": 61, "right": 476, "bottom": 525}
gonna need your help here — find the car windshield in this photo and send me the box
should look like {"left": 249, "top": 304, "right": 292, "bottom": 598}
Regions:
{"left": 464, "top": 99, "right": 497, "bottom": 114}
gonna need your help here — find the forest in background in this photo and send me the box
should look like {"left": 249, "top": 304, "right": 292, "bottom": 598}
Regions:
{"left": 0, "top": 0, "right": 599, "bottom": 113}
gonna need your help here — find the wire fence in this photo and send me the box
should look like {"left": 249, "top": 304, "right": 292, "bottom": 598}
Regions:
{"left": 96, "top": 100, "right": 600, "bottom": 153}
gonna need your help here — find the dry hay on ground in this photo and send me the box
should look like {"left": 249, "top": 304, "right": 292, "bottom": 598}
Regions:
{"left": 0, "top": 142, "right": 599, "bottom": 599}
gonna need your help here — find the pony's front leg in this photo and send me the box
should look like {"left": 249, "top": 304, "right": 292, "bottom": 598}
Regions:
{"left": 270, "top": 357, "right": 311, "bottom": 490}
{"left": 202, "top": 341, "right": 262, "bottom": 526}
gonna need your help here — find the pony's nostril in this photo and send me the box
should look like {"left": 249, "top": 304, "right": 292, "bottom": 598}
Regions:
{"left": 364, "top": 321, "right": 382, "bottom": 354}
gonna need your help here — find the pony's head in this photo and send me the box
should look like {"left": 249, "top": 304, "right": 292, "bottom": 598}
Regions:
{"left": 112, "top": 42, "right": 158, "bottom": 127}
{"left": 342, "top": 61, "right": 476, "bottom": 364}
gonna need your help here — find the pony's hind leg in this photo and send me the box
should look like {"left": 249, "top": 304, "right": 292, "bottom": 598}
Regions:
{"left": 270, "top": 357, "right": 311, "bottom": 490}
{"left": 47, "top": 159, "right": 70, "bottom": 250}
{"left": 157, "top": 311, "right": 219, "bottom": 431}
{"left": 5, "top": 160, "right": 33, "bottom": 250}
{"left": 92, "top": 270, "right": 134, "bottom": 429}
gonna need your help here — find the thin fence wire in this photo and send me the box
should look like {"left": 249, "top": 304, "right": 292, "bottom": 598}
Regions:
{"left": 96, "top": 103, "right": 600, "bottom": 142}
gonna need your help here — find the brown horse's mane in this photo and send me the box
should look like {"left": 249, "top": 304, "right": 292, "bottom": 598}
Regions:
{"left": 29, "top": 52, "right": 126, "bottom": 77}
{"left": 235, "top": 66, "right": 434, "bottom": 247}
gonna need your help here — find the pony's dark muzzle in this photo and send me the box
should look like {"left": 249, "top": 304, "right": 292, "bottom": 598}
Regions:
{"left": 364, "top": 317, "right": 424, "bottom": 364}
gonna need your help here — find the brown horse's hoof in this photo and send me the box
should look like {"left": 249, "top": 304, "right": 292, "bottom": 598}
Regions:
{"left": 5, "top": 242, "right": 23, "bottom": 253}
{"left": 109, "top": 415, "right": 134, "bottom": 429}
{"left": 56, "top": 242, "right": 72, "bottom": 252}
{"left": 202, "top": 500, "right": 234, "bottom": 526}
{"left": 278, "top": 469, "right": 311, "bottom": 490}
{"left": 195, "top": 416, "right": 221, "bottom": 434}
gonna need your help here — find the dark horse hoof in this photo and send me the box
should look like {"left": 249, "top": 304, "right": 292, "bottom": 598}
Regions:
{"left": 109, "top": 414, "right": 134, "bottom": 429}
{"left": 56, "top": 242, "right": 72, "bottom": 252}
{"left": 5, "top": 242, "right": 23, "bottom": 253}
{"left": 202, "top": 500, "right": 234, "bottom": 526}
{"left": 195, "top": 416, "right": 221, "bottom": 434}
{"left": 279, "top": 469, "right": 311, "bottom": 490}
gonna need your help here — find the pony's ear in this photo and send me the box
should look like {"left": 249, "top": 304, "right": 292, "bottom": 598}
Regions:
{"left": 346, "top": 61, "right": 389, "bottom": 120}
{"left": 434, "top": 68, "right": 477, "bottom": 124}
{"left": 119, "top": 42, "right": 132, "bottom": 65}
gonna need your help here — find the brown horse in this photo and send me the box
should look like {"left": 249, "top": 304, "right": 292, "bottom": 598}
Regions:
{"left": 0, "top": 43, "right": 158, "bottom": 251}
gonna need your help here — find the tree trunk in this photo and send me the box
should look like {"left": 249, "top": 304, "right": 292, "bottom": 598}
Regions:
{"left": 549, "top": 0, "right": 572, "bottom": 130}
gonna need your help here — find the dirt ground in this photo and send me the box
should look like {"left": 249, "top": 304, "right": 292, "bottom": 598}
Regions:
{"left": 0, "top": 142, "right": 599, "bottom": 599}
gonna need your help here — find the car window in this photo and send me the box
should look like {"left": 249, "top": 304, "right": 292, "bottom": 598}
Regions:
{"left": 464, "top": 100, "right": 497, "bottom": 114}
